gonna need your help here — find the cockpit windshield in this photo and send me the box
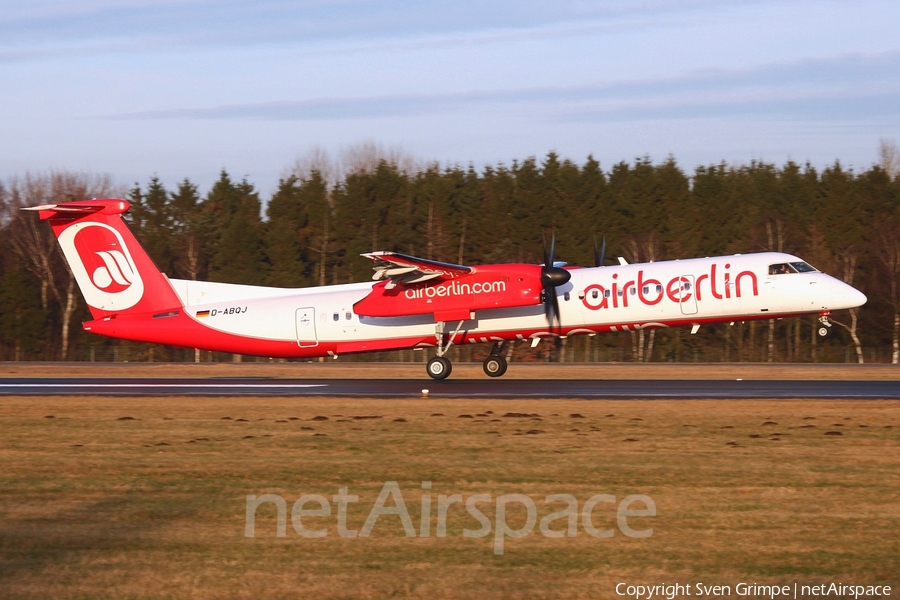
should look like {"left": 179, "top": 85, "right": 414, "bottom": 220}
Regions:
{"left": 768, "top": 262, "right": 817, "bottom": 275}
{"left": 790, "top": 261, "right": 817, "bottom": 273}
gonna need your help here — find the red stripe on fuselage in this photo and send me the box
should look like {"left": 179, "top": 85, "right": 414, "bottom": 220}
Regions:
{"left": 83, "top": 309, "right": 811, "bottom": 358}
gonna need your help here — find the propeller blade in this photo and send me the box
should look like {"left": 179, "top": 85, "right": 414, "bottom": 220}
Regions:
{"left": 539, "top": 230, "right": 569, "bottom": 332}
{"left": 542, "top": 283, "right": 561, "bottom": 331}
{"left": 541, "top": 232, "right": 549, "bottom": 267}
{"left": 550, "top": 286, "right": 561, "bottom": 327}
{"left": 593, "top": 235, "right": 607, "bottom": 267}
{"left": 543, "top": 287, "right": 553, "bottom": 321}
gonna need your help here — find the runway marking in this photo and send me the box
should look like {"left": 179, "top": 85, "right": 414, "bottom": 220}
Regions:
{"left": 0, "top": 383, "right": 328, "bottom": 389}
{"left": 1, "top": 379, "right": 896, "bottom": 398}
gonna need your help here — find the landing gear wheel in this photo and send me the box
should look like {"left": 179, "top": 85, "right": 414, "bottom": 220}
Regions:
{"left": 427, "top": 356, "right": 452, "bottom": 380}
{"left": 483, "top": 355, "right": 508, "bottom": 378}
{"left": 817, "top": 325, "right": 832, "bottom": 339}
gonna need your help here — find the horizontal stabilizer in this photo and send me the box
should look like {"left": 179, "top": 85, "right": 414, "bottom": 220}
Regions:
{"left": 22, "top": 199, "right": 131, "bottom": 220}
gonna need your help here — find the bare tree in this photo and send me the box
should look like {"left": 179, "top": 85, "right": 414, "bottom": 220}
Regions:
{"left": 286, "top": 146, "right": 339, "bottom": 187}
{"left": 4, "top": 171, "right": 120, "bottom": 359}
{"left": 339, "top": 140, "right": 419, "bottom": 178}
{"left": 830, "top": 247, "right": 865, "bottom": 363}
{"left": 875, "top": 222, "right": 900, "bottom": 363}
{"left": 879, "top": 138, "right": 900, "bottom": 179}
{"left": 287, "top": 140, "right": 419, "bottom": 189}
{"left": 623, "top": 233, "right": 664, "bottom": 362}
{"left": 764, "top": 219, "right": 786, "bottom": 362}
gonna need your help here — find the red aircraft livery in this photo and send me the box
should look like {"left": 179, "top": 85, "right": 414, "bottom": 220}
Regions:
{"left": 25, "top": 199, "right": 866, "bottom": 379}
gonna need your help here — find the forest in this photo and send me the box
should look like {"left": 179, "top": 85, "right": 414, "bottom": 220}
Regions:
{"left": 1, "top": 144, "right": 899, "bottom": 364}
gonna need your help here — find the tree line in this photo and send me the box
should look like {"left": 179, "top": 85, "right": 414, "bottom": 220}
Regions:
{"left": 1, "top": 143, "right": 898, "bottom": 363}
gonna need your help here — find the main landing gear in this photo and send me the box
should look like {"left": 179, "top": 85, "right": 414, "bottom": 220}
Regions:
{"left": 425, "top": 323, "right": 510, "bottom": 380}
{"left": 426, "top": 321, "right": 463, "bottom": 381}
{"left": 482, "top": 342, "right": 508, "bottom": 378}
{"left": 427, "top": 356, "right": 452, "bottom": 380}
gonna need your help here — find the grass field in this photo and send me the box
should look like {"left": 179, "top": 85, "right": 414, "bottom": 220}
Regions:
{"left": 2, "top": 361, "right": 900, "bottom": 380}
{"left": 1, "top": 378, "right": 898, "bottom": 598}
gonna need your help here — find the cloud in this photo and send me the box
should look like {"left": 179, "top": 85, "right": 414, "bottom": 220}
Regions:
{"left": 104, "top": 51, "right": 900, "bottom": 125}
{"left": 0, "top": 0, "right": 765, "bottom": 62}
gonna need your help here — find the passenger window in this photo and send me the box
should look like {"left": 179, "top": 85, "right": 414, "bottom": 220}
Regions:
{"left": 604, "top": 290, "right": 611, "bottom": 298}
{"left": 642, "top": 286, "right": 649, "bottom": 294}
{"left": 684, "top": 282, "right": 691, "bottom": 290}
{"left": 591, "top": 290, "right": 599, "bottom": 299}
{"left": 564, "top": 292, "right": 570, "bottom": 301}
{"left": 333, "top": 313, "right": 339, "bottom": 322}
{"left": 345, "top": 311, "right": 352, "bottom": 320}
{"left": 656, "top": 284, "right": 662, "bottom": 293}
{"left": 617, "top": 290, "right": 623, "bottom": 297}
{"left": 630, "top": 288, "right": 636, "bottom": 295}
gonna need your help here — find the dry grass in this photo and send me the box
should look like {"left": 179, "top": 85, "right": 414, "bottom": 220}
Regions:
{"left": 0, "top": 395, "right": 898, "bottom": 598}
{"left": 2, "top": 362, "right": 900, "bottom": 380}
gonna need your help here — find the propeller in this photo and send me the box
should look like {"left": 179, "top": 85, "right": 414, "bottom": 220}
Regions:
{"left": 593, "top": 235, "right": 607, "bottom": 268}
{"left": 540, "top": 232, "right": 571, "bottom": 330}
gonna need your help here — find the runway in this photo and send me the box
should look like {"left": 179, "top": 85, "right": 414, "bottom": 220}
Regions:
{"left": 1, "top": 378, "right": 899, "bottom": 398}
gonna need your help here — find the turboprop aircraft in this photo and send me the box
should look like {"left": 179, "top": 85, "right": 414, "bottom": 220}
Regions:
{"left": 27, "top": 199, "right": 866, "bottom": 380}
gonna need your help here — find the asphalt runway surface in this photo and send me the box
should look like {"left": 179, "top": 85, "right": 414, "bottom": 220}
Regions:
{"left": 1, "top": 378, "right": 899, "bottom": 398}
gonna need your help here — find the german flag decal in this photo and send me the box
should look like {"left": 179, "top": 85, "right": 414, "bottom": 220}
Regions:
{"left": 195, "top": 310, "right": 211, "bottom": 318}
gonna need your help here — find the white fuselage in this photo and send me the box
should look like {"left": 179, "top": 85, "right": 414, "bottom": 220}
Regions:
{"left": 166, "top": 252, "right": 865, "bottom": 356}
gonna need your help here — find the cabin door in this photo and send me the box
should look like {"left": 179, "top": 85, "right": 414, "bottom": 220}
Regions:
{"left": 295, "top": 307, "right": 319, "bottom": 347}
{"left": 677, "top": 275, "right": 699, "bottom": 315}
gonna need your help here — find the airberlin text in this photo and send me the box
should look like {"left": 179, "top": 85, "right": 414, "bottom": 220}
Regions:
{"left": 404, "top": 280, "right": 507, "bottom": 300}
{"left": 583, "top": 263, "right": 758, "bottom": 311}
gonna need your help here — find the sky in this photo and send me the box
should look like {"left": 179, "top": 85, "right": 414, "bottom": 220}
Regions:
{"left": 2, "top": 0, "right": 900, "bottom": 198}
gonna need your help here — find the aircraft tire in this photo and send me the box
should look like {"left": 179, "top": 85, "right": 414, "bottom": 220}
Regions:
{"left": 427, "top": 356, "right": 452, "bottom": 380}
{"left": 483, "top": 355, "right": 508, "bottom": 378}
{"left": 817, "top": 325, "right": 832, "bottom": 339}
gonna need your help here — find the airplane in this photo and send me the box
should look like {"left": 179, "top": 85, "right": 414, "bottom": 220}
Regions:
{"left": 26, "top": 199, "right": 867, "bottom": 380}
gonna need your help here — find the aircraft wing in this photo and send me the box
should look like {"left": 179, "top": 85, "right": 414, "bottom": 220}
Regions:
{"left": 361, "top": 251, "right": 474, "bottom": 286}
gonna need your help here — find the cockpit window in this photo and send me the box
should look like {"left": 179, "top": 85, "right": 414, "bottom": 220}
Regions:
{"left": 769, "top": 262, "right": 817, "bottom": 275}
{"left": 769, "top": 263, "right": 793, "bottom": 275}
{"left": 790, "top": 261, "right": 817, "bottom": 273}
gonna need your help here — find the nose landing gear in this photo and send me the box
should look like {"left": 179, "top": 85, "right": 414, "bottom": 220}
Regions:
{"left": 817, "top": 314, "right": 833, "bottom": 339}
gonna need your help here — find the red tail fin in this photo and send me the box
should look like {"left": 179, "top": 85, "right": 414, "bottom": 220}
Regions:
{"left": 25, "top": 199, "right": 183, "bottom": 319}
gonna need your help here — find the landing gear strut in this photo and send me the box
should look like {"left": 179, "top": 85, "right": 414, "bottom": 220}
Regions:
{"left": 817, "top": 314, "right": 833, "bottom": 339}
{"left": 426, "top": 321, "right": 465, "bottom": 380}
{"left": 483, "top": 341, "right": 508, "bottom": 377}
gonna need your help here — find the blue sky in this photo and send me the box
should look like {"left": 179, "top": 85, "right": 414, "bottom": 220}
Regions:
{"left": 2, "top": 0, "right": 899, "bottom": 197}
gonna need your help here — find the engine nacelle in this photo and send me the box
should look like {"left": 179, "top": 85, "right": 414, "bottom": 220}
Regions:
{"left": 353, "top": 264, "right": 543, "bottom": 320}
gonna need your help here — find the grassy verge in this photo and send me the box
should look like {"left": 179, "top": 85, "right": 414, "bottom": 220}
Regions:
{"left": 1, "top": 362, "right": 899, "bottom": 379}
{"left": 0, "top": 396, "right": 898, "bottom": 598}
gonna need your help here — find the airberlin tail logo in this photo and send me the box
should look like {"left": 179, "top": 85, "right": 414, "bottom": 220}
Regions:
{"left": 57, "top": 222, "right": 145, "bottom": 310}
{"left": 90, "top": 249, "right": 136, "bottom": 292}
